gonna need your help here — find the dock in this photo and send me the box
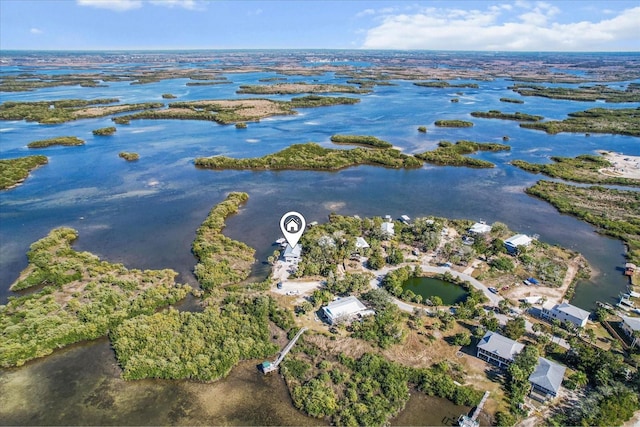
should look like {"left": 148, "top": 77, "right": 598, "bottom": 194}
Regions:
{"left": 261, "top": 327, "right": 308, "bottom": 374}
{"left": 458, "top": 391, "right": 490, "bottom": 427}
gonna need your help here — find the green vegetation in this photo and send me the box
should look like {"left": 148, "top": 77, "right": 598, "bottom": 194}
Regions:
{"left": 27, "top": 136, "right": 84, "bottom": 149}
{"left": 111, "top": 295, "right": 282, "bottom": 381}
{"left": 0, "top": 155, "right": 48, "bottom": 190}
{"left": 119, "top": 152, "right": 139, "bottom": 161}
{"left": 434, "top": 119, "right": 474, "bottom": 128}
{"left": 195, "top": 143, "right": 423, "bottom": 171}
{"left": 282, "top": 344, "right": 482, "bottom": 426}
{"left": 1, "top": 227, "right": 190, "bottom": 367}
{"left": 520, "top": 107, "right": 640, "bottom": 136}
{"left": 92, "top": 126, "right": 116, "bottom": 136}
{"left": 512, "top": 154, "right": 639, "bottom": 187}
{"left": 330, "top": 135, "right": 392, "bottom": 149}
{"left": 417, "top": 126, "right": 427, "bottom": 133}
{"left": 414, "top": 81, "right": 479, "bottom": 89}
{"left": 161, "top": 93, "right": 177, "bottom": 99}
{"left": 415, "top": 140, "right": 510, "bottom": 168}
{"left": 236, "top": 83, "right": 370, "bottom": 94}
{"left": 505, "top": 345, "right": 539, "bottom": 417}
{"left": 0, "top": 99, "right": 162, "bottom": 124}
{"left": 185, "top": 81, "right": 232, "bottom": 86}
{"left": 526, "top": 180, "right": 640, "bottom": 264}
{"left": 510, "top": 83, "right": 640, "bottom": 103}
{"left": 192, "top": 192, "right": 256, "bottom": 290}
{"left": 470, "top": 110, "right": 543, "bottom": 122}
{"left": 289, "top": 95, "right": 360, "bottom": 108}
{"left": 500, "top": 97, "right": 524, "bottom": 104}
{"left": 352, "top": 289, "right": 406, "bottom": 349}
{"left": 235, "top": 122, "right": 247, "bottom": 129}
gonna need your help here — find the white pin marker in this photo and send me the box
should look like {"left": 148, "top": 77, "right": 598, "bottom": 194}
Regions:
{"left": 280, "top": 211, "right": 306, "bottom": 249}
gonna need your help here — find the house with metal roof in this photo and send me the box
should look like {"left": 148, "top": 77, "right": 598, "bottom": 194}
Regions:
{"left": 381, "top": 221, "right": 395, "bottom": 237}
{"left": 528, "top": 357, "right": 566, "bottom": 401}
{"left": 322, "top": 296, "right": 374, "bottom": 325}
{"left": 469, "top": 222, "right": 492, "bottom": 234}
{"left": 541, "top": 302, "right": 590, "bottom": 328}
{"left": 282, "top": 244, "right": 302, "bottom": 263}
{"left": 355, "top": 237, "right": 370, "bottom": 249}
{"left": 621, "top": 316, "right": 640, "bottom": 347}
{"left": 504, "top": 234, "right": 532, "bottom": 253}
{"left": 476, "top": 331, "right": 524, "bottom": 368}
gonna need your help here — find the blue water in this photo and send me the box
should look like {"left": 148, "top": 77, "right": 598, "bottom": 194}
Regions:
{"left": 1, "top": 52, "right": 639, "bottom": 311}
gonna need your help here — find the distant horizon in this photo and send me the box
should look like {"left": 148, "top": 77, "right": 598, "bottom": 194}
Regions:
{"left": 1, "top": 1, "right": 639, "bottom": 52}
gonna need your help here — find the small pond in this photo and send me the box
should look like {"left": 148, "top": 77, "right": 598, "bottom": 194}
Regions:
{"left": 402, "top": 276, "right": 469, "bottom": 305}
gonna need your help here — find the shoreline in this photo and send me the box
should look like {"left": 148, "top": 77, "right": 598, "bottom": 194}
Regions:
{"left": 598, "top": 151, "right": 640, "bottom": 180}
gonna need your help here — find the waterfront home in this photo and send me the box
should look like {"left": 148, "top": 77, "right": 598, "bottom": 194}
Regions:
{"left": 528, "top": 357, "right": 566, "bottom": 401}
{"left": 621, "top": 316, "right": 640, "bottom": 347}
{"left": 504, "top": 234, "right": 533, "bottom": 254}
{"left": 469, "top": 222, "right": 492, "bottom": 234}
{"left": 381, "top": 221, "right": 395, "bottom": 237}
{"left": 322, "top": 296, "right": 375, "bottom": 325}
{"left": 476, "top": 331, "right": 524, "bottom": 368}
{"left": 540, "top": 302, "right": 590, "bottom": 328}
{"left": 355, "top": 237, "right": 370, "bottom": 249}
{"left": 282, "top": 244, "right": 302, "bottom": 263}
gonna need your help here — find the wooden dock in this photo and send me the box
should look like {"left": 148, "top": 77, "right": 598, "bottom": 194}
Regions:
{"left": 458, "top": 391, "right": 490, "bottom": 427}
{"left": 261, "top": 327, "right": 308, "bottom": 374}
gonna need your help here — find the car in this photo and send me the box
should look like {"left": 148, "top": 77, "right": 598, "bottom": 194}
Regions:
{"left": 277, "top": 282, "right": 283, "bottom": 289}
{"left": 488, "top": 287, "right": 498, "bottom": 294}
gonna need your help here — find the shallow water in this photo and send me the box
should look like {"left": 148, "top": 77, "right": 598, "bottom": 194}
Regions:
{"left": 403, "top": 277, "right": 469, "bottom": 305}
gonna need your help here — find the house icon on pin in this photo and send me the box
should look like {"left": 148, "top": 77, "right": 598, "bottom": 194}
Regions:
{"left": 285, "top": 216, "right": 301, "bottom": 232}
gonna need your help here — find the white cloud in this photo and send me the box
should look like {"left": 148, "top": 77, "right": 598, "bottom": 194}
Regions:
{"left": 362, "top": 5, "right": 640, "bottom": 51}
{"left": 30, "top": 28, "right": 43, "bottom": 35}
{"left": 148, "top": 0, "right": 201, "bottom": 10}
{"left": 76, "top": 0, "right": 142, "bottom": 11}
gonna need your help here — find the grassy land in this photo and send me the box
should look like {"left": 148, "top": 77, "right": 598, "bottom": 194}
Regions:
{"left": 114, "top": 96, "right": 359, "bottom": 125}
{"left": 414, "top": 81, "right": 479, "bottom": 89}
{"left": 236, "top": 83, "right": 370, "bottom": 94}
{"left": 1, "top": 227, "right": 190, "bottom": 367}
{"left": 434, "top": 120, "right": 474, "bottom": 128}
{"left": 526, "top": 180, "right": 640, "bottom": 264}
{"left": 92, "top": 126, "right": 116, "bottom": 136}
{"left": 0, "top": 99, "right": 162, "bottom": 124}
{"left": 500, "top": 97, "right": 525, "bottom": 104}
{"left": 520, "top": 107, "right": 640, "bottom": 136}
{"left": 330, "top": 134, "right": 393, "bottom": 148}
{"left": 0, "top": 155, "right": 48, "bottom": 190}
{"left": 470, "top": 110, "right": 543, "bottom": 122}
{"left": 27, "top": 136, "right": 84, "bottom": 149}
{"left": 119, "top": 152, "right": 139, "bottom": 161}
{"left": 194, "top": 143, "right": 423, "bottom": 171}
{"left": 192, "top": 192, "right": 256, "bottom": 290}
{"left": 510, "top": 83, "right": 640, "bottom": 103}
{"left": 512, "top": 154, "right": 640, "bottom": 187}
{"left": 415, "top": 140, "right": 510, "bottom": 168}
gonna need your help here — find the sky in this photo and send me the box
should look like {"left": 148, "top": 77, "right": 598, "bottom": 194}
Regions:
{"left": 0, "top": 0, "right": 639, "bottom": 51}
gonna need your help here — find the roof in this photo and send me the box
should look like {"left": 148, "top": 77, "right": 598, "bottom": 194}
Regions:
{"left": 528, "top": 357, "right": 566, "bottom": 395}
{"left": 283, "top": 244, "right": 302, "bottom": 257}
{"left": 622, "top": 316, "right": 640, "bottom": 332}
{"left": 323, "top": 296, "right": 372, "bottom": 321}
{"left": 554, "top": 302, "right": 590, "bottom": 323}
{"left": 477, "top": 331, "right": 524, "bottom": 360}
{"left": 381, "top": 222, "right": 395, "bottom": 235}
{"left": 504, "top": 234, "right": 532, "bottom": 247}
{"left": 355, "top": 237, "right": 370, "bottom": 249}
{"left": 469, "top": 222, "right": 492, "bottom": 234}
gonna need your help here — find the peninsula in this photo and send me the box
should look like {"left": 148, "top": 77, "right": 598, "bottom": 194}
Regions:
{"left": 0, "top": 155, "right": 48, "bottom": 190}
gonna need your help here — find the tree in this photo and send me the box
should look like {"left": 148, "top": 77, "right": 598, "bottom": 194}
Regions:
{"left": 452, "top": 332, "right": 471, "bottom": 346}
{"left": 503, "top": 317, "right": 526, "bottom": 340}
{"left": 481, "top": 314, "right": 499, "bottom": 332}
{"left": 430, "top": 295, "right": 443, "bottom": 311}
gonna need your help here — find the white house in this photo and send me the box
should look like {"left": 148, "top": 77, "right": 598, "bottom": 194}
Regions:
{"left": 476, "top": 331, "right": 524, "bottom": 368}
{"left": 355, "top": 237, "right": 370, "bottom": 249}
{"left": 282, "top": 244, "right": 302, "bottom": 263}
{"left": 541, "top": 302, "right": 590, "bottom": 328}
{"left": 381, "top": 222, "right": 395, "bottom": 237}
{"left": 528, "top": 357, "right": 566, "bottom": 401}
{"left": 504, "top": 234, "right": 533, "bottom": 253}
{"left": 621, "top": 316, "right": 640, "bottom": 347}
{"left": 469, "top": 222, "right": 492, "bottom": 234}
{"left": 322, "top": 296, "right": 375, "bottom": 325}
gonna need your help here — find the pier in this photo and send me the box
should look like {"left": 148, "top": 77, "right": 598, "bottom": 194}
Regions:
{"left": 458, "top": 391, "right": 490, "bottom": 427}
{"left": 261, "top": 327, "right": 308, "bottom": 374}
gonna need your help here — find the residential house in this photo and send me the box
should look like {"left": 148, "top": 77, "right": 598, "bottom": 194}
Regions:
{"left": 476, "top": 331, "right": 524, "bottom": 368}
{"left": 282, "top": 244, "right": 302, "bottom": 263}
{"left": 528, "top": 357, "right": 566, "bottom": 401}
{"left": 540, "top": 302, "right": 590, "bottom": 328}
{"left": 355, "top": 237, "right": 370, "bottom": 249}
{"left": 469, "top": 222, "right": 492, "bottom": 234}
{"left": 381, "top": 221, "right": 395, "bottom": 237}
{"left": 504, "top": 234, "right": 533, "bottom": 254}
{"left": 621, "top": 316, "right": 640, "bottom": 347}
{"left": 322, "top": 296, "right": 375, "bottom": 325}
